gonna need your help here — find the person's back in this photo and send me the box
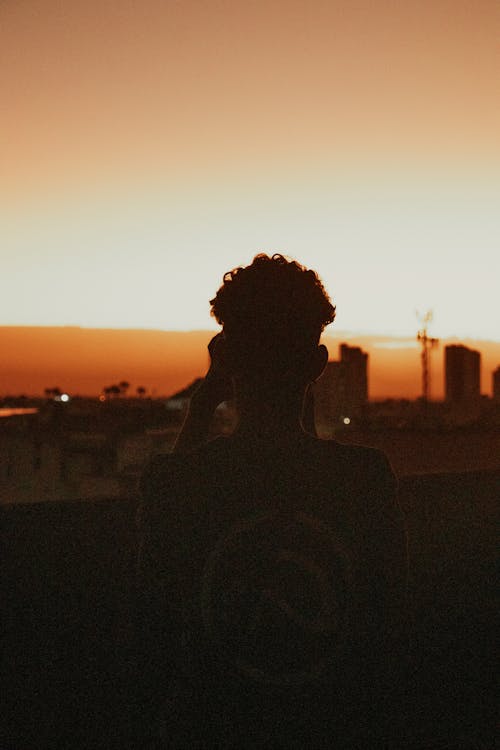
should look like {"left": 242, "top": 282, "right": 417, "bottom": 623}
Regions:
{"left": 136, "top": 254, "right": 408, "bottom": 747}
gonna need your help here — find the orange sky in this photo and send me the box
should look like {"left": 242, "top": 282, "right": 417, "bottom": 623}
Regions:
{"left": 1, "top": 327, "right": 498, "bottom": 400}
{"left": 2, "top": 0, "right": 499, "bottom": 188}
{"left": 1, "top": 0, "right": 499, "bottom": 341}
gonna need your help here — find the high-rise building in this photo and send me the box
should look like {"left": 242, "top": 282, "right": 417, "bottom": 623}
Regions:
{"left": 444, "top": 345, "right": 481, "bottom": 404}
{"left": 339, "top": 343, "right": 368, "bottom": 411}
{"left": 313, "top": 343, "right": 368, "bottom": 433}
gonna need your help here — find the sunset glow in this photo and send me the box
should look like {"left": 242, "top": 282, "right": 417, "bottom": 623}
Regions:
{"left": 1, "top": 0, "right": 499, "bottom": 391}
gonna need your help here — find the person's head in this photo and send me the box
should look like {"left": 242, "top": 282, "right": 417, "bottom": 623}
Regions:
{"left": 210, "top": 253, "right": 335, "bottom": 398}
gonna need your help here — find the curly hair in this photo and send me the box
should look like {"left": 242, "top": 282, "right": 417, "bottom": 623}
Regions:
{"left": 210, "top": 253, "right": 335, "bottom": 376}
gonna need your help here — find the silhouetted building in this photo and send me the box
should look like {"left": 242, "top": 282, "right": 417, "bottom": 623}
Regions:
{"left": 339, "top": 343, "right": 368, "bottom": 410}
{"left": 445, "top": 345, "right": 481, "bottom": 403}
{"left": 313, "top": 343, "right": 368, "bottom": 433}
{"left": 444, "top": 345, "right": 481, "bottom": 423}
{"left": 493, "top": 366, "right": 500, "bottom": 403}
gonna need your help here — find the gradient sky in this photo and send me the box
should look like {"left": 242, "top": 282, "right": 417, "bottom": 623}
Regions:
{"left": 2, "top": 0, "right": 499, "bottom": 340}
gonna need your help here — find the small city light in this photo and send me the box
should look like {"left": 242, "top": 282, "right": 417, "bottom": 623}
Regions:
{"left": 343, "top": 417, "right": 351, "bottom": 425}
{"left": 99, "top": 395, "right": 106, "bottom": 402}
{"left": 60, "top": 393, "right": 70, "bottom": 403}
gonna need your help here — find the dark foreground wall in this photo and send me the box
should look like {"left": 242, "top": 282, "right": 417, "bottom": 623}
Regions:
{"left": 2, "top": 470, "right": 498, "bottom": 749}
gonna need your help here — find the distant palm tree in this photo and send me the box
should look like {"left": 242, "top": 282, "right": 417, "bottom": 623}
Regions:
{"left": 103, "top": 384, "right": 121, "bottom": 399}
{"left": 136, "top": 386, "right": 146, "bottom": 397}
{"left": 119, "top": 381, "right": 130, "bottom": 397}
{"left": 44, "top": 387, "right": 62, "bottom": 399}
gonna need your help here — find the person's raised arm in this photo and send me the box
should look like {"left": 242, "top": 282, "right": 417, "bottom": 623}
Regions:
{"left": 172, "top": 333, "right": 234, "bottom": 454}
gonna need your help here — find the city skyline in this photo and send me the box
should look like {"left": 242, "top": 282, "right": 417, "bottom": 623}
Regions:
{"left": 1, "top": 325, "right": 499, "bottom": 400}
{"left": 1, "top": 0, "right": 499, "bottom": 340}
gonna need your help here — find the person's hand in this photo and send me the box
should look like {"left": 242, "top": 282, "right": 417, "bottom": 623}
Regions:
{"left": 191, "top": 333, "right": 233, "bottom": 411}
{"left": 173, "top": 333, "right": 234, "bottom": 453}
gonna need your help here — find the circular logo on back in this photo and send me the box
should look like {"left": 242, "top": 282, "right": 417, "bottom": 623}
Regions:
{"left": 201, "top": 509, "right": 353, "bottom": 686}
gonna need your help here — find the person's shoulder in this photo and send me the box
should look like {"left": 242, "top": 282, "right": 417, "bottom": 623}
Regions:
{"left": 309, "top": 435, "right": 392, "bottom": 472}
{"left": 140, "top": 451, "right": 183, "bottom": 497}
{"left": 140, "top": 438, "right": 227, "bottom": 496}
{"left": 309, "top": 436, "right": 397, "bottom": 495}
{"left": 138, "top": 439, "right": 232, "bottom": 533}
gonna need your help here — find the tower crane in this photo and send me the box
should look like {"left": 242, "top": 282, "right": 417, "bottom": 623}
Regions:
{"left": 417, "top": 310, "right": 439, "bottom": 402}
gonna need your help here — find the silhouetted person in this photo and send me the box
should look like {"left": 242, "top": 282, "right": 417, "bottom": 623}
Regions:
{"left": 136, "top": 254, "right": 408, "bottom": 748}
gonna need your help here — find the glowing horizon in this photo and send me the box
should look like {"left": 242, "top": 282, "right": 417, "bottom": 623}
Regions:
{"left": 1, "top": 326, "right": 498, "bottom": 401}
